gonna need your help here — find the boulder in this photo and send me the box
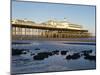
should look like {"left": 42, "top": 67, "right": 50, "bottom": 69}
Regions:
{"left": 81, "top": 50, "right": 93, "bottom": 56}
{"left": 84, "top": 55, "right": 96, "bottom": 61}
{"left": 33, "top": 52, "right": 53, "bottom": 60}
{"left": 66, "top": 55, "right": 72, "bottom": 60}
{"left": 34, "top": 55, "right": 45, "bottom": 60}
{"left": 30, "top": 53, "right": 35, "bottom": 56}
{"left": 12, "top": 48, "right": 23, "bottom": 55}
{"left": 66, "top": 53, "right": 80, "bottom": 60}
{"left": 34, "top": 48, "right": 40, "bottom": 50}
{"left": 12, "top": 48, "right": 30, "bottom": 56}
{"left": 52, "top": 50, "right": 59, "bottom": 55}
{"left": 71, "top": 53, "right": 80, "bottom": 59}
{"left": 38, "top": 52, "right": 53, "bottom": 56}
{"left": 61, "top": 51, "right": 68, "bottom": 55}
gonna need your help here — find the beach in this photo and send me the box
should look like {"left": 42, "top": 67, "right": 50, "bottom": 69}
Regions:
{"left": 11, "top": 39, "right": 96, "bottom": 74}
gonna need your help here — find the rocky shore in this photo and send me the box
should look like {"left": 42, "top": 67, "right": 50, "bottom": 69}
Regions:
{"left": 12, "top": 48, "right": 96, "bottom": 61}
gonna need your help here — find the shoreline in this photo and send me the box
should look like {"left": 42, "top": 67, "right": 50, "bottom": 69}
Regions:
{"left": 12, "top": 39, "right": 96, "bottom": 42}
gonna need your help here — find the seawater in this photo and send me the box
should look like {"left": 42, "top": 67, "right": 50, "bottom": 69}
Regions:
{"left": 11, "top": 40, "right": 96, "bottom": 74}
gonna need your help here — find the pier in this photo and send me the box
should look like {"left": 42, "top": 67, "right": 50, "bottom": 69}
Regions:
{"left": 12, "top": 19, "right": 91, "bottom": 40}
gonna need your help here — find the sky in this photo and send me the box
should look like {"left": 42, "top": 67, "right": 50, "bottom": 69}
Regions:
{"left": 12, "top": 1, "right": 96, "bottom": 35}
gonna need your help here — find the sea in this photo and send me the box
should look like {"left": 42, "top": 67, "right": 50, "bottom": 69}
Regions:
{"left": 11, "top": 38, "right": 96, "bottom": 74}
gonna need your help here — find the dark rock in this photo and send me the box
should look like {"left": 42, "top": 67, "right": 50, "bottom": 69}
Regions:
{"left": 71, "top": 53, "right": 80, "bottom": 59}
{"left": 52, "top": 50, "right": 59, "bottom": 55}
{"left": 61, "top": 51, "right": 68, "bottom": 55}
{"left": 66, "top": 55, "right": 72, "bottom": 60}
{"left": 26, "top": 49, "right": 29, "bottom": 51}
{"left": 84, "top": 55, "right": 96, "bottom": 61}
{"left": 33, "top": 52, "right": 53, "bottom": 60}
{"left": 38, "top": 52, "right": 53, "bottom": 56}
{"left": 12, "top": 48, "right": 23, "bottom": 56}
{"left": 12, "top": 48, "right": 30, "bottom": 56}
{"left": 66, "top": 53, "right": 80, "bottom": 60}
{"left": 34, "top": 55, "right": 45, "bottom": 60}
{"left": 34, "top": 48, "right": 40, "bottom": 50}
{"left": 81, "top": 50, "right": 96, "bottom": 61}
{"left": 31, "top": 53, "right": 35, "bottom": 56}
{"left": 81, "top": 50, "right": 93, "bottom": 56}
{"left": 23, "top": 51, "right": 27, "bottom": 54}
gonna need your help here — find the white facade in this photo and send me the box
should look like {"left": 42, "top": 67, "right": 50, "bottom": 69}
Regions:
{"left": 12, "top": 19, "right": 84, "bottom": 30}
{"left": 44, "top": 20, "right": 83, "bottom": 30}
{"left": 12, "top": 19, "right": 35, "bottom": 25}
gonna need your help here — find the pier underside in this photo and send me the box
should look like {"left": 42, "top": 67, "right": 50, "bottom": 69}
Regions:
{"left": 12, "top": 24, "right": 91, "bottom": 40}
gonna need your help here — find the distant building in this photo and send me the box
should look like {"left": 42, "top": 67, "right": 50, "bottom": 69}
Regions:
{"left": 12, "top": 19, "right": 91, "bottom": 40}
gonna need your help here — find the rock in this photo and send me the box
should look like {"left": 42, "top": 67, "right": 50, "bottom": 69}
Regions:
{"left": 33, "top": 52, "right": 53, "bottom": 60}
{"left": 71, "top": 53, "right": 80, "bottom": 59}
{"left": 66, "top": 53, "right": 80, "bottom": 60}
{"left": 81, "top": 50, "right": 93, "bottom": 56}
{"left": 30, "top": 53, "right": 35, "bottom": 56}
{"left": 52, "top": 50, "right": 59, "bottom": 55}
{"left": 61, "top": 51, "right": 68, "bottom": 55}
{"left": 38, "top": 52, "right": 53, "bottom": 56}
{"left": 23, "top": 51, "right": 27, "bottom": 54}
{"left": 84, "top": 55, "right": 96, "bottom": 61}
{"left": 34, "top": 48, "right": 40, "bottom": 50}
{"left": 12, "top": 48, "right": 30, "bottom": 56}
{"left": 66, "top": 55, "right": 72, "bottom": 60}
{"left": 12, "top": 48, "right": 23, "bottom": 56}
{"left": 34, "top": 55, "right": 45, "bottom": 60}
{"left": 81, "top": 50, "right": 96, "bottom": 61}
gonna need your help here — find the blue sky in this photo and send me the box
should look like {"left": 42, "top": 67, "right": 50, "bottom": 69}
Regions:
{"left": 12, "top": 1, "right": 96, "bottom": 35}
